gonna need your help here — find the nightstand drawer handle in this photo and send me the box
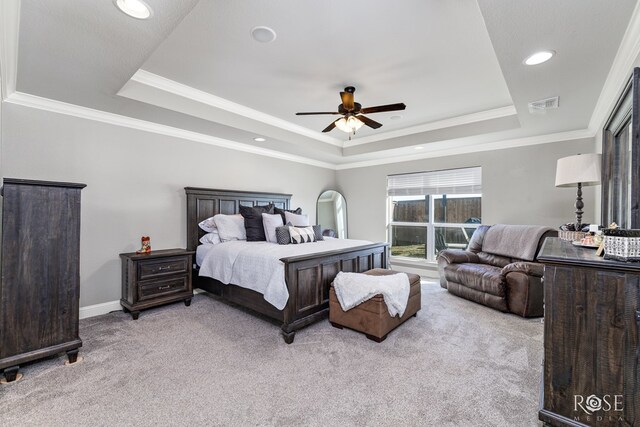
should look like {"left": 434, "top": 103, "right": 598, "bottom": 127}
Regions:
{"left": 158, "top": 285, "right": 171, "bottom": 290}
{"left": 158, "top": 266, "right": 171, "bottom": 271}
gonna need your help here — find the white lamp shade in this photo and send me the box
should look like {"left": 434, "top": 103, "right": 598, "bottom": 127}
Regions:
{"left": 555, "top": 153, "right": 602, "bottom": 187}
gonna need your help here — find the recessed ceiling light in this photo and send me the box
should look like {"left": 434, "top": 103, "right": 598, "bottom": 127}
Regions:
{"left": 414, "top": 146, "right": 424, "bottom": 150}
{"left": 114, "top": 0, "right": 152, "bottom": 19}
{"left": 253, "top": 137, "right": 266, "bottom": 142}
{"left": 524, "top": 50, "right": 555, "bottom": 66}
{"left": 390, "top": 115, "right": 403, "bottom": 120}
{"left": 251, "top": 26, "right": 277, "bottom": 43}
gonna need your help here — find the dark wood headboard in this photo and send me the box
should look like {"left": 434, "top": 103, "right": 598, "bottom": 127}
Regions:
{"left": 185, "top": 187, "right": 292, "bottom": 252}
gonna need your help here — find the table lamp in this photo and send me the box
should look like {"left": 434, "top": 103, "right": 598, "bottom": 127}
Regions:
{"left": 555, "top": 153, "right": 601, "bottom": 231}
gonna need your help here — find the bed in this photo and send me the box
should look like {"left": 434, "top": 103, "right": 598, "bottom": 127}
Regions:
{"left": 185, "top": 187, "right": 389, "bottom": 343}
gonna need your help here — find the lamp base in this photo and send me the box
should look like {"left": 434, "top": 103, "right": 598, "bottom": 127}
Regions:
{"left": 574, "top": 182, "right": 584, "bottom": 231}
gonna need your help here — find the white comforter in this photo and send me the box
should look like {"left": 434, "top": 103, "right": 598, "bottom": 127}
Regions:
{"left": 198, "top": 238, "right": 374, "bottom": 310}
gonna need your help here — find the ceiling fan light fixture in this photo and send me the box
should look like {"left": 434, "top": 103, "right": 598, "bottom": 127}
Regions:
{"left": 334, "top": 118, "right": 350, "bottom": 133}
{"left": 348, "top": 116, "right": 364, "bottom": 131}
{"left": 114, "top": 0, "right": 152, "bottom": 19}
{"left": 335, "top": 116, "right": 364, "bottom": 133}
{"left": 295, "top": 86, "right": 404, "bottom": 134}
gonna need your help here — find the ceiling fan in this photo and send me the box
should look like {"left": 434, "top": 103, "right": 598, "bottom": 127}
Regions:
{"left": 295, "top": 86, "right": 406, "bottom": 137}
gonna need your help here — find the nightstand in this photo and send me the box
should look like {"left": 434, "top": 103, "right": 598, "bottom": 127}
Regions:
{"left": 120, "top": 248, "right": 195, "bottom": 319}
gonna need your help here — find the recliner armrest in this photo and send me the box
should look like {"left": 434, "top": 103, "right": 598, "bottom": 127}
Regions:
{"left": 438, "top": 249, "right": 480, "bottom": 289}
{"left": 438, "top": 250, "right": 480, "bottom": 264}
{"left": 502, "top": 261, "right": 544, "bottom": 278}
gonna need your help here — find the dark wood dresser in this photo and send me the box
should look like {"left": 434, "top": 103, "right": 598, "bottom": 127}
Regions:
{"left": 120, "top": 249, "right": 194, "bottom": 319}
{"left": 0, "top": 179, "right": 86, "bottom": 382}
{"left": 538, "top": 237, "right": 639, "bottom": 426}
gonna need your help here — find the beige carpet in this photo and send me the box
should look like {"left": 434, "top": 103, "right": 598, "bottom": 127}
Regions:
{"left": 0, "top": 282, "right": 543, "bottom": 426}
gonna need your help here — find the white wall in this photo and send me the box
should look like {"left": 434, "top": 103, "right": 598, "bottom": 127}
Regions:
{"left": 336, "top": 137, "right": 598, "bottom": 243}
{"left": 1, "top": 103, "right": 336, "bottom": 307}
{"left": 0, "top": 102, "right": 603, "bottom": 305}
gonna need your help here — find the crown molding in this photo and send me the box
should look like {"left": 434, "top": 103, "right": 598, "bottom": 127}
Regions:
{"left": 335, "top": 128, "right": 595, "bottom": 170}
{"left": 0, "top": 0, "right": 20, "bottom": 100}
{"left": 6, "top": 91, "right": 337, "bottom": 170}
{"left": 128, "top": 71, "right": 520, "bottom": 150}
{"left": 588, "top": 0, "right": 640, "bottom": 133}
{"left": 5, "top": 92, "right": 596, "bottom": 172}
{"left": 347, "top": 105, "right": 518, "bottom": 147}
{"left": 128, "top": 70, "right": 343, "bottom": 147}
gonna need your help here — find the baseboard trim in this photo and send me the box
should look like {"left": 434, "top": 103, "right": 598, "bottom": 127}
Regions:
{"left": 390, "top": 263, "right": 439, "bottom": 279}
{"left": 78, "top": 289, "right": 207, "bottom": 320}
{"left": 79, "top": 300, "right": 122, "bottom": 319}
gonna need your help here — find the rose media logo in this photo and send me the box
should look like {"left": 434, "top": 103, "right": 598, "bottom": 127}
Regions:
{"left": 574, "top": 394, "right": 623, "bottom": 423}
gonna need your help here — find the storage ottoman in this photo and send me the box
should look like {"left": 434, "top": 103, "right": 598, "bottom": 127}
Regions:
{"left": 329, "top": 269, "right": 422, "bottom": 342}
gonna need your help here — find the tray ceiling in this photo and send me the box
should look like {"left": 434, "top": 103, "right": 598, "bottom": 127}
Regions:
{"left": 7, "top": 0, "right": 639, "bottom": 166}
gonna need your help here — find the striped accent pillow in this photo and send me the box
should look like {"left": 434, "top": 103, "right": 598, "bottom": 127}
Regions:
{"left": 289, "top": 225, "right": 317, "bottom": 244}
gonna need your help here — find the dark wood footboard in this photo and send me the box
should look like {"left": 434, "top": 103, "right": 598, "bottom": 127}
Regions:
{"left": 185, "top": 186, "right": 389, "bottom": 343}
{"left": 279, "top": 243, "right": 389, "bottom": 342}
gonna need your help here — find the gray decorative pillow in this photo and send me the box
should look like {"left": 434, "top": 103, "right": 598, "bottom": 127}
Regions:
{"left": 289, "top": 225, "right": 317, "bottom": 244}
{"left": 312, "top": 225, "right": 324, "bottom": 241}
{"left": 275, "top": 225, "right": 291, "bottom": 245}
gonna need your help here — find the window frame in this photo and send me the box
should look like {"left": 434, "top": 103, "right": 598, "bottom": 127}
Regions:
{"left": 387, "top": 192, "right": 481, "bottom": 263}
{"left": 602, "top": 67, "right": 640, "bottom": 228}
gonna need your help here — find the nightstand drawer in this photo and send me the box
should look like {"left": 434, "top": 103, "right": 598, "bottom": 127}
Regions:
{"left": 137, "top": 257, "right": 189, "bottom": 280}
{"left": 138, "top": 276, "right": 189, "bottom": 301}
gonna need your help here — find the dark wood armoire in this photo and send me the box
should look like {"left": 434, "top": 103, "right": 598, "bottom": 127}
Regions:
{"left": 0, "top": 179, "right": 86, "bottom": 382}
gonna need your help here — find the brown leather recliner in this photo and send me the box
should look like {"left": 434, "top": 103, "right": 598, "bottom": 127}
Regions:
{"left": 437, "top": 224, "right": 556, "bottom": 317}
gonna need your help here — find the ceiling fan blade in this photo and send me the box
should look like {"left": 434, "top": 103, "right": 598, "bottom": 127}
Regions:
{"left": 322, "top": 119, "right": 340, "bottom": 133}
{"left": 357, "top": 115, "right": 383, "bottom": 129}
{"left": 340, "top": 91, "right": 355, "bottom": 111}
{"left": 296, "top": 112, "right": 341, "bottom": 115}
{"left": 360, "top": 103, "right": 406, "bottom": 114}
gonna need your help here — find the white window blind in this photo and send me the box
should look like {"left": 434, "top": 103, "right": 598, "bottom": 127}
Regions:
{"left": 387, "top": 167, "right": 482, "bottom": 196}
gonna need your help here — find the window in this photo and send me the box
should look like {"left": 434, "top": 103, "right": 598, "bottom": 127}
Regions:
{"left": 602, "top": 67, "right": 640, "bottom": 228}
{"left": 387, "top": 167, "right": 482, "bottom": 262}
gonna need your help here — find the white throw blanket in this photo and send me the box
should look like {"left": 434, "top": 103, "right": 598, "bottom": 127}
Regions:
{"left": 332, "top": 272, "right": 411, "bottom": 317}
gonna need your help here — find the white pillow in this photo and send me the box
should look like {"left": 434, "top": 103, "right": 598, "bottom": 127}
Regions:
{"left": 213, "top": 214, "right": 246, "bottom": 242}
{"left": 285, "top": 211, "right": 310, "bottom": 227}
{"left": 199, "top": 230, "right": 221, "bottom": 245}
{"left": 262, "top": 213, "right": 284, "bottom": 243}
{"left": 198, "top": 216, "right": 217, "bottom": 233}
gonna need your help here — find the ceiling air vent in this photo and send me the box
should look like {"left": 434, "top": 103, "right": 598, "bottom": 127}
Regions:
{"left": 528, "top": 96, "right": 559, "bottom": 114}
